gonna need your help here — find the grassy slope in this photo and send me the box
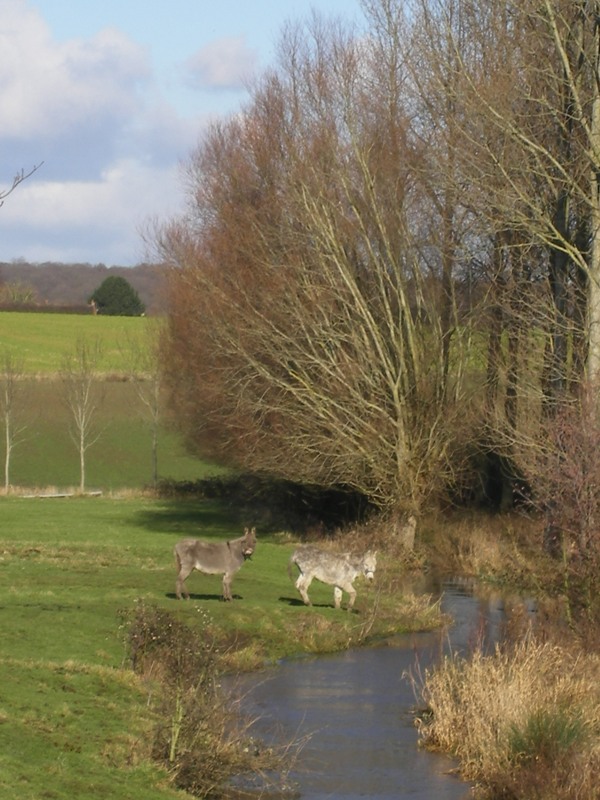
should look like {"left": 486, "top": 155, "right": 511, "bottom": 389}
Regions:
{"left": 0, "top": 497, "right": 204, "bottom": 800}
{"left": 0, "top": 312, "right": 222, "bottom": 490}
{"left": 0, "top": 311, "right": 152, "bottom": 374}
{"left": 0, "top": 496, "right": 434, "bottom": 799}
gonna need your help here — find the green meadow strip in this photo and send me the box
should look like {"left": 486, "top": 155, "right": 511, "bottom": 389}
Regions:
{"left": 0, "top": 310, "right": 152, "bottom": 374}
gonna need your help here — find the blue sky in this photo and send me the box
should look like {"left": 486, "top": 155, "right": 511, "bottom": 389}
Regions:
{"left": 0, "top": 0, "right": 363, "bottom": 266}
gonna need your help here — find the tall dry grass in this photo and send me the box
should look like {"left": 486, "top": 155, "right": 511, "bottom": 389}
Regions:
{"left": 416, "top": 638, "right": 600, "bottom": 799}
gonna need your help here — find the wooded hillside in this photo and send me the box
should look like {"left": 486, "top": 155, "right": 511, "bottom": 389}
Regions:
{"left": 0, "top": 261, "right": 167, "bottom": 314}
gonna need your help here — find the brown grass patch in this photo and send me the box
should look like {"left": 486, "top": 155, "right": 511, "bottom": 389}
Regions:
{"left": 416, "top": 638, "right": 600, "bottom": 799}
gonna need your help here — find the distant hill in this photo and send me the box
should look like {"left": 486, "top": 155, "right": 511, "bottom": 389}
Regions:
{"left": 0, "top": 261, "right": 168, "bottom": 314}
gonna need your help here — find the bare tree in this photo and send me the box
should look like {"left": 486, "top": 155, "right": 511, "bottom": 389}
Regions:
{"left": 157, "top": 11, "right": 473, "bottom": 514}
{"left": 450, "top": 2, "right": 600, "bottom": 393}
{"left": 0, "top": 352, "right": 27, "bottom": 492}
{"left": 61, "top": 338, "right": 103, "bottom": 493}
{"left": 121, "top": 322, "right": 164, "bottom": 488}
{"left": 396, "top": 0, "right": 600, "bottom": 514}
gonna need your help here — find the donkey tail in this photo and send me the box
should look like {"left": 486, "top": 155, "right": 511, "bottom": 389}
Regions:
{"left": 287, "top": 550, "right": 298, "bottom": 583}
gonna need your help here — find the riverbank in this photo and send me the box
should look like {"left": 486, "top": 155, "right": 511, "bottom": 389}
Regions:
{"left": 0, "top": 495, "right": 452, "bottom": 799}
{"left": 412, "top": 512, "right": 600, "bottom": 800}
{"left": 417, "top": 636, "right": 600, "bottom": 800}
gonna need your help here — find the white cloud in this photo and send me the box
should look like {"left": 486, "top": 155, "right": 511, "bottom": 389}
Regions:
{"left": 0, "top": 1, "right": 253, "bottom": 265}
{"left": 0, "top": 159, "right": 186, "bottom": 265}
{"left": 0, "top": 3, "right": 150, "bottom": 140}
{"left": 183, "top": 36, "right": 258, "bottom": 90}
{"left": 3, "top": 160, "right": 180, "bottom": 226}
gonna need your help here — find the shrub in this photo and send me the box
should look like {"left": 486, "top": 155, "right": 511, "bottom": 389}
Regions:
{"left": 508, "top": 706, "right": 589, "bottom": 766}
{"left": 121, "top": 601, "right": 293, "bottom": 798}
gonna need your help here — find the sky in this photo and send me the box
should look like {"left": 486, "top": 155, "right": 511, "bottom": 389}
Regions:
{"left": 0, "top": 0, "right": 363, "bottom": 267}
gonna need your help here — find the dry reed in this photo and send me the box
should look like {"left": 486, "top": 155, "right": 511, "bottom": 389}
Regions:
{"left": 416, "top": 637, "right": 600, "bottom": 799}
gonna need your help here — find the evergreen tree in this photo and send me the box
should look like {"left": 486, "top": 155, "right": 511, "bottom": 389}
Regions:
{"left": 89, "top": 275, "right": 145, "bottom": 316}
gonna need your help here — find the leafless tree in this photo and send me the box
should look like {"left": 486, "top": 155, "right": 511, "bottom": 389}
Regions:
{"left": 447, "top": 1, "right": 600, "bottom": 393}
{"left": 121, "top": 322, "right": 164, "bottom": 488}
{"left": 61, "top": 338, "right": 103, "bottom": 493}
{"left": 0, "top": 352, "right": 27, "bottom": 492}
{"left": 157, "top": 10, "right": 473, "bottom": 514}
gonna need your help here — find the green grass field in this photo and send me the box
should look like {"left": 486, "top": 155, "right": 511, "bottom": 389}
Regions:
{"left": 0, "top": 312, "right": 222, "bottom": 490}
{"left": 0, "top": 314, "right": 445, "bottom": 798}
{"left": 0, "top": 496, "right": 244, "bottom": 800}
{"left": 0, "top": 495, "right": 433, "bottom": 799}
{"left": 0, "top": 311, "right": 154, "bottom": 374}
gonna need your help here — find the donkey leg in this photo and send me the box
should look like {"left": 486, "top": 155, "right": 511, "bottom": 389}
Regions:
{"left": 296, "top": 574, "right": 312, "bottom": 606}
{"left": 222, "top": 573, "right": 233, "bottom": 601}
{"left": 176, "top": 565, "right": 194, "bottom": 600}
{"left": 346, "top": 585, "right": 357, "bottom": 610}
{"left": 333, "top": 586, "right": 343, "bottom": 609}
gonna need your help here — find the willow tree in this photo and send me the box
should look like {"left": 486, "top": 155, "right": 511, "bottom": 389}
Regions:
{"left": 158, "top": 10, "right": 472, "bottom": 514}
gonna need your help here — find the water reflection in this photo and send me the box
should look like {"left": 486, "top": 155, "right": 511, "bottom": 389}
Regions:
{"left": 232, "top": 580, "right": 534, "bottom": 800}
{"left": 245, "top": 649, "right": 469, "bottom": 799}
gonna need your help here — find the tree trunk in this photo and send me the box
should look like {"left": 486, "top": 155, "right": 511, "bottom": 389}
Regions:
{"left": 588, "top": 14, "right": 600, "bottom": 386}
{"left": 485, "top": 240, "right": 505, "bottom": 415}
{"left": 548, "top": 192, "right": 570, "bottom": 406}
{"left": 80, "top": 431, "right": 86, "bottom": 494}
{"left": 4, "top": 413, "right": 10, "bottom": 491}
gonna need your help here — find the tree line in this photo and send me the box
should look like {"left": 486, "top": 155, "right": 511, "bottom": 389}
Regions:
{"left": 156, "top": 1, "right": 600, "bottom": 565}
{"left": 0, "top": 261, "right": 167, "bottom": 314}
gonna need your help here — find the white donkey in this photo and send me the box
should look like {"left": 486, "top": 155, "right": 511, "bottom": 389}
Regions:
{"left": 288, "top": 545, "right": 377, "bottom": 610}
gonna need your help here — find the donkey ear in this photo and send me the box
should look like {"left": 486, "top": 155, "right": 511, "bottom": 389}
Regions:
{"left": 251, "top": 527, "right": 256, "bottom": 536}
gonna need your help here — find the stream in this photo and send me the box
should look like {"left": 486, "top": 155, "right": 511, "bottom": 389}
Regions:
{"left": 230, "top": 579, "right": 536, "bottom": 799}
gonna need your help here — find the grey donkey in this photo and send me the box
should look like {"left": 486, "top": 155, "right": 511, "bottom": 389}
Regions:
{"left": 174, "top": 526, "right": 257, "bottom": 601}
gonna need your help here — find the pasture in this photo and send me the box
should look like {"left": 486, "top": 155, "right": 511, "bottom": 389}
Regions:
{"left": 0, "top": 311, "right": 221, "bottom": 490}
{"left": 6, "top": 378, "right": 221, "bottom": 490}
{"left": 0, "top": 310, "right": 152, "bottom": 374}
{"left": 0, "top": 495, "right": 438, "bottom": 799}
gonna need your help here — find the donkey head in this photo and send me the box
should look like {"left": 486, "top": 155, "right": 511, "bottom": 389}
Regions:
{"left": 363, "top": 551, "right": 377, "bottom": 581}
{"left": 242, "top": 527, "right": 257, "bottom": 559}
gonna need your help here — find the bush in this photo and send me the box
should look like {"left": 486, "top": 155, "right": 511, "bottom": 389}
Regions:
{"left": 508, "top": 706, "right": 589, "bottom": 767}
{"left": 121, "top": 601, "right": 293, "bottom": 798}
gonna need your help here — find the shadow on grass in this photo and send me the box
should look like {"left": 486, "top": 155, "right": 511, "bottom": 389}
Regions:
{"left": 165, "top": 592, "right": 244, "bottom": 602}
{"left": 279, "top": 596, "right": 340, "bottom": 610}
{"left": 132, "top": 498, "right": 242, "bottom": 536}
